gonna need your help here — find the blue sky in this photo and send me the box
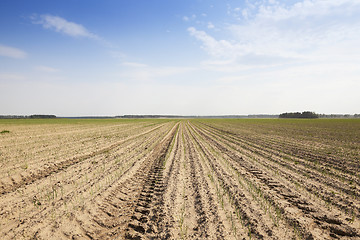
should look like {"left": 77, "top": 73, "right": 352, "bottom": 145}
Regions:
{"left": 1, "top": 0, "right": 360, "bottom": 116}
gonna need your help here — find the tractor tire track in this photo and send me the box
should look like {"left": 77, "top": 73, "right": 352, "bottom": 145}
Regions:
{"left": 78, "top": 123, "right": 179, "bottom": 240}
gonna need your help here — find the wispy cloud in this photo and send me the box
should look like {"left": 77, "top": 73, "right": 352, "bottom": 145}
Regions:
{"left": 207, "top": 22, "right": 215, "bottom": 29}
{"left": 188, "top": 0, "right": 360, "bottom": 68}
{"left": 35, "top": 65, "right": 60, "bottom": 73}
{"left": 0, "top": 44, "right": 27, "bottom": 59}
{"left": 187, "top": 27, "right": 235, "bottom": 59}
{"left": 183, "top": 14, "right": 196, "bottom": 22}
{"left": 33, "top": 14, "right": 100, "bottom": 39}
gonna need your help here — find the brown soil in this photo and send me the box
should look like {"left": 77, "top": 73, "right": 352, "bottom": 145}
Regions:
{"left": 0, "top": 119, "right": 359, "bottom": 239}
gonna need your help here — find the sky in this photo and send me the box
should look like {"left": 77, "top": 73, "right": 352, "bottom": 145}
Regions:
{"left": 1, "top": 0, "right": 360, "bottom": 116}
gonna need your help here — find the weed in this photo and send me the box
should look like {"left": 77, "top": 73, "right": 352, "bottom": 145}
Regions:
{"left": 348, "top": 211, "right": 356, "bottom": 223}
{"left": 248, "top": 225, "right": 252, "bottom": 239}
{"left": 33, "top": 196, "right": 41, "bottom": 207}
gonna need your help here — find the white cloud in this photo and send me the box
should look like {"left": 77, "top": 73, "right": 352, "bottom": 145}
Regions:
{"left": 257, "top": 0, "right": 359, "bottom": 21}
{"left": 0, "top": 44, "right": 27, "bottom": 59}
{"left": 188, "top": 0, "right": 360, "bottom": 67}
{"left": 241, "top": 9, "right": 249, "bottom": 19}
{"left": 183, "top": 14, "right": 196, "bottom": 22}
{"left": 33, "top": 15, "right": 99, "bottom": 39}
{"left": 207, "top": 22, "right": 215, "bottom": 29}
{"left": 188, "top": 27, "right": 235, "bottom": 59}
{"left": 35, "top": 65, "right": 60, "bottom": 73}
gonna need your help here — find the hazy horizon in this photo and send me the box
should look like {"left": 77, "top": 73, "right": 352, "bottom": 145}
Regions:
{"left": 1, "top": 0, "right": 360, "bottom": 116}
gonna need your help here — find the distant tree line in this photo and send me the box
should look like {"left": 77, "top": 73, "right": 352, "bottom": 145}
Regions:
{"left": 0, "top": 115, "right": 56, "bottom": 119}
{"left": 29, "top": 115, "right": 56, "bottom": 119}
{"left": 318, "top": 114, "right": 360, "bottom": 118}
{"left": 279, "top": 111, "right": 319, "bottom": 119}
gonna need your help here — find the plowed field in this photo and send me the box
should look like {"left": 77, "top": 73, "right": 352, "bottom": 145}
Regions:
{"left": 0, "top": 118, "right": 359, "bottom": 239}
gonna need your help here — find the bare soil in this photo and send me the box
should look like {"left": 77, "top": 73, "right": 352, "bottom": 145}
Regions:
{"left": 0, "top": 119, "right": 359, "bottom": 239}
